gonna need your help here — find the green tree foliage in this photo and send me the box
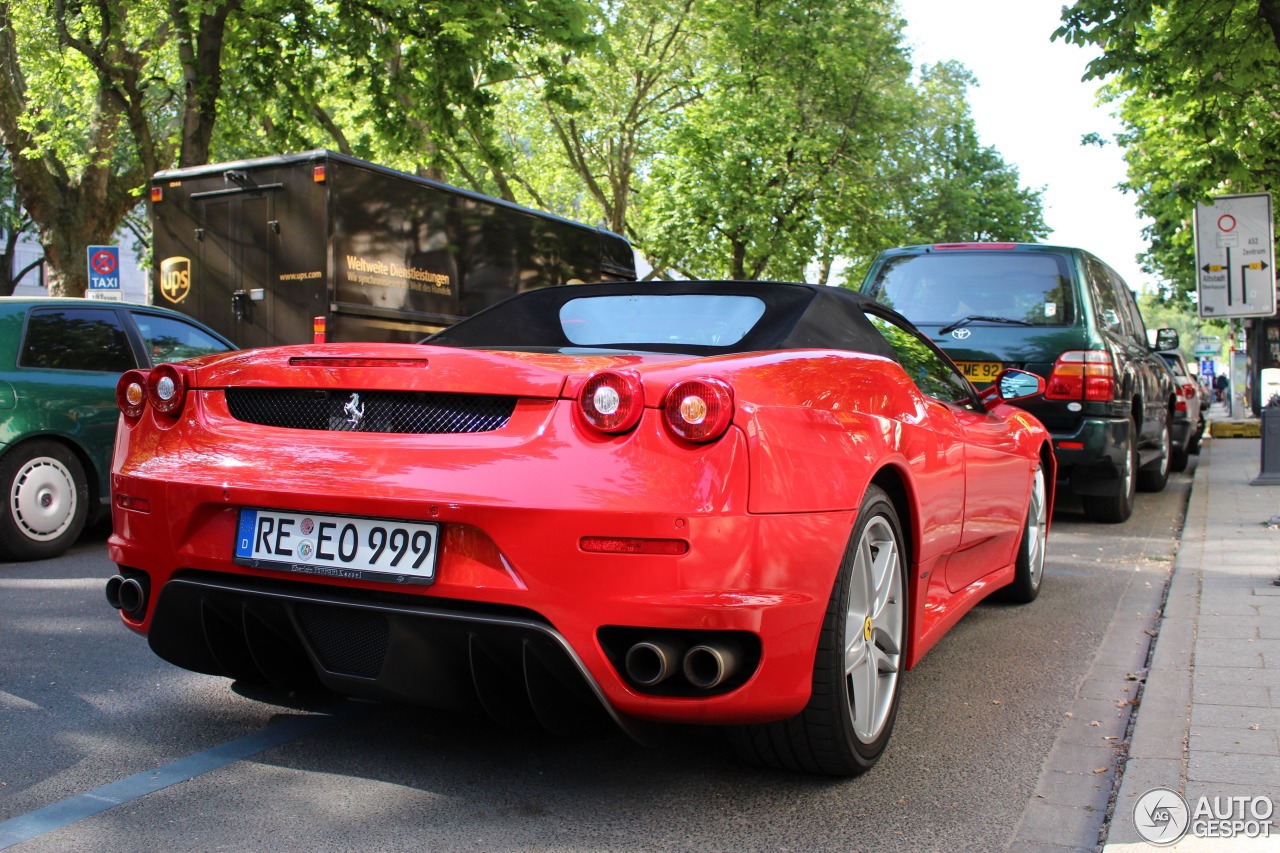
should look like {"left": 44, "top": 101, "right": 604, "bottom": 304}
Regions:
{"left": 1056, "top": 1, "right": 1280, "bottom": 306}
{"left": 0, "top": 0, "right": 1046, "bottom": 294}
{"left": 890, "top": 63, "right": 1048, "bottom": 250}
{"left": 0, "top": 0, "right": 596, "bottom": 295}
{"left": 492, "top": 0, "right": 707, "bottom": 244}
{"left": 491, "top": 2, "right": 1047, "bottom": 283}
{"left": 639, "top": 0, "right": 915, "bottom": 282}
{"left": 0, "top": 0, "right": 151, "bottom": 295}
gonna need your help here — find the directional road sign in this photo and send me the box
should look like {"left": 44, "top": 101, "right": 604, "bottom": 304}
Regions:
{"left": 86, "top": 244, "right": 122, "bottom": 302}
{"left": 1194, "top": 193, "right": 1275, "bottom": 318}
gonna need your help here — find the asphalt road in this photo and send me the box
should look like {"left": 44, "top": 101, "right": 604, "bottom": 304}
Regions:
{"left": 0, "top": 465, "right": 1193, "bottom": 852}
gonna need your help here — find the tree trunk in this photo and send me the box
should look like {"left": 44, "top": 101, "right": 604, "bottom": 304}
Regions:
{"left": 0, "top": 217, "right": 34, "bottom": 296}
{"left": 174, "top": 0, "right": 243, "bottom": 169}
{"left": 730, "top": 239, "right": 747, "bottom": 280}
{"left": 0, "top": 0, "right": 152, "bottom": 297}
{"left": 38, "top": 215, "right": 120, "bottom": 297}
{"left": 1260, "top": 0, "right": 1280, "bottom": 53}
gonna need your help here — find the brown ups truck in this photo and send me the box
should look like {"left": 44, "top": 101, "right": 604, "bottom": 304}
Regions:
{"left": 149, "top": 150, "right": 636, "bottom": 347}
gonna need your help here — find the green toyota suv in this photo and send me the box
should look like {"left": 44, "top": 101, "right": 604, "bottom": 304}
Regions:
{"left": 859, "top": 243, "right": 1177, "bottom": 523}
{"left": 0, "top": 298, "right": 234, "bottom": 561}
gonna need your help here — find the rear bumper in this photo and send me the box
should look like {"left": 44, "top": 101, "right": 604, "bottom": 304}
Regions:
{"left": 1050, "top": 416, "right": 1131, "bottom": 497}
{"left": 111, "top": 514, "right": 845, "bottom": 730}
{"left": 1170, "top": 416, "right": 1193, "bottom": 450}
{"left": 143, "top": 572, "right": 647, "bottom": 738}
{"left": 108, "top": 466, "right": 852, "bottom": 730}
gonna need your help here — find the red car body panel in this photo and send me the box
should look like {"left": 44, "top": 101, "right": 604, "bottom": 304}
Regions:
{"left": 108, "top": 284, "right": 1054, "bottom": 736}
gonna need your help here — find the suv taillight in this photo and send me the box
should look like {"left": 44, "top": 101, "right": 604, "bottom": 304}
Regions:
{"left": 1175, "top": 381, "right": 1195, "bottom": 412}
{"left": 1046, "top": 351, "right": 1114, "bottom": 402}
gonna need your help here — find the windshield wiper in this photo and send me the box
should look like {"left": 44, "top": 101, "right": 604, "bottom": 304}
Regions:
{"left": 937, "top": 315, "right": 1033, "bottom": 335}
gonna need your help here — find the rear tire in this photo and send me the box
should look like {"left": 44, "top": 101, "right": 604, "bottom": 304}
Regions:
{"left": 1188, "top": 419, "right": 1204, "bottom": 455}
{"left": 1137, "top": 417, "right": 1171, "bottom": 492}
{"left": 0, "top": 440, "right": 89, "bottom": 561}
{"left": 998, "top": 462, "right": 1047, "bottom": 603}
{"left": 1081, "top": 422, "right": 1136, "bottom": 524}
{"left": 729, "top": 485, "right": 906, "bottom": 776}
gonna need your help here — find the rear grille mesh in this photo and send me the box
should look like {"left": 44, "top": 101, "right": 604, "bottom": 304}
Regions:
{"left": 224, "top": 388, "right": 516, "bottom": 433}
{"left": 296, "top": 603, "right": 389, "bottom": 678}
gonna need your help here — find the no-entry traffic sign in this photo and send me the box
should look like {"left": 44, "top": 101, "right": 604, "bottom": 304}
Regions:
{"left": 85, "top": 242, "right": 122, "bottom": 298}
{"left": 1194, "top": 194, "right": 1275, "bottom": 318}
{"left": 86, "top": 244, "right": 122, "bottom": 302}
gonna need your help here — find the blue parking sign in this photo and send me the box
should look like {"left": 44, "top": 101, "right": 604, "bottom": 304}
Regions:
{"left": 87, "top": 245, "right": 120, "bottom": 291}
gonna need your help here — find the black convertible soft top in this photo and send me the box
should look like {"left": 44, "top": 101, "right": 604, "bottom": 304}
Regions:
{"left": 426, "top": 280, "right": 904, "bottom": 360}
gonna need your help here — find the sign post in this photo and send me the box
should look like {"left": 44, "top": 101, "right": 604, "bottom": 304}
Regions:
{"left": 86, "top": 245, "right": 122, "bottom": 302}
{"left": 1194, "top": 193, "right": 1275, "bottom": 319}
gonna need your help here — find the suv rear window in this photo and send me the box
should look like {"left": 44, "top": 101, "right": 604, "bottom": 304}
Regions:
{"left": 866, "top": 251, "right": 1076, "bottom": 327}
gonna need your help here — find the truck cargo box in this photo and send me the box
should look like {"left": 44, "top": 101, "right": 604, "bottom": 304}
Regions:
{"left": 150, "top": 150, "right": 636, "bottom": 347}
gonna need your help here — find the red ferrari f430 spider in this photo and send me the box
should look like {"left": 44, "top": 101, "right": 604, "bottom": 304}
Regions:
{"left": 107, "top": 281, "right": 1053, "bottom": 776}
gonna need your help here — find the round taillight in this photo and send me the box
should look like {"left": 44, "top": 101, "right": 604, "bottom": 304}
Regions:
{"left": 663, "top": 378, "right": 734, "bottom": 442}
{"left": 147, "top": 363, "right": 189, "bottom": 416}
{"left": 116, "top": 369, "right": 150, "bottom": 419}
{"left": 578, "top": 370, "right": 644, "bottom": 433}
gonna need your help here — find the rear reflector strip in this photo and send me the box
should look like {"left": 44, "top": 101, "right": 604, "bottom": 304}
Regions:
{"left": 288, "top": 357, "right": 429, "bottom": 368}
{"left": 580, "top": 537, "right": 689, "bottom": 556}
{"left": 115, "top": 494, "right": 152, "bottom": 513}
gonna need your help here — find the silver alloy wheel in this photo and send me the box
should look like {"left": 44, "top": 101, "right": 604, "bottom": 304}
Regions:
{"left": 1156, "top": 420, "right": 1170, "bottom": 476}
{"left": 844, "top": 515, "right": 904, "bottom": 743}
{"left": 10, "top": 455, "right": 78, "bottom": 541}
{"left": 1026, "top": 465, "right": 1048, "bottom": 589}
{"left": 1120, "top": 435, "right": 1135, "bottom": 498}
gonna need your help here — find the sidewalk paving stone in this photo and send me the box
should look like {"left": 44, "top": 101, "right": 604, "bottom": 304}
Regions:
{"left": 1101, "top": 435, "right": 1280, "bottom": 851}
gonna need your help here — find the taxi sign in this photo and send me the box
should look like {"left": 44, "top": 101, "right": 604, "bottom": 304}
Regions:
{"left": 87, "top": 245, "right": 121, "bottom": 295}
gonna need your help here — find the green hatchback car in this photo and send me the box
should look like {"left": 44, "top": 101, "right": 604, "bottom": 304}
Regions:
{"left": 0, "top": 297, "right": 234, "bottom": 560}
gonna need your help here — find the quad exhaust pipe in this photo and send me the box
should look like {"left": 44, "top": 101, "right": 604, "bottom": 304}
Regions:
{"left": 682, "top": 641, "right": 741, "bottom": 690}
{"left": 105, "top": 573, "right": 149, "bottom": 617}
{"left": 623, "top": 637, "right": 742, "bottom": 690}
{"left": 624, "top": 638, "right": 687, "bottom": 687}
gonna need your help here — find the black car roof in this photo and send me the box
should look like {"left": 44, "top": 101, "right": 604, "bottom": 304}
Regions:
{"left": 427, "top": 280, "right": 902, "bottom": 359}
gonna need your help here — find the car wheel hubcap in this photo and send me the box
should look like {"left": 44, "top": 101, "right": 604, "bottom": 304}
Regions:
{"left": 1027, "top": 466, "right": 1047, "bottom": 588}
{"left": 11, "top": 456, "right": 77, "bottom": 540}
{"left": 844, "top": 515, "right": 903, "bottom": 744}
{"left": 1122, "top": 440, "right": 1134, "bottom": 497}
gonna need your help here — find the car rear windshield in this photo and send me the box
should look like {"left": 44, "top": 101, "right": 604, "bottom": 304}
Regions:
{"left": 559, "top": 294, "right": 767, "bottom": 347}
{"left": 866, "top": 251, "right": 1076, "bottom": 327}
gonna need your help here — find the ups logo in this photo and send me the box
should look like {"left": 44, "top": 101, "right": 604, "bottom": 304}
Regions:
{"left": 159, "top": 256, "right": 190, "bottom": 304}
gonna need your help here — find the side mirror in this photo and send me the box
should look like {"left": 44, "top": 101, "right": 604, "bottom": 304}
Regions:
{"left": 1155, "top": 327, "right": 1180, "bottom": 351}
{"left": 981, "top": 368, "right": 1046, "bottom": 411}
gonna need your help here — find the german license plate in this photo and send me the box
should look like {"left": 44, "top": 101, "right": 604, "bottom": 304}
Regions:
{"left": 956, "top": 361, "right": 1002, "bottom": 383}
{"left": 234, "top": 508, "right": 439, "bottom": 585}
